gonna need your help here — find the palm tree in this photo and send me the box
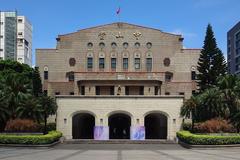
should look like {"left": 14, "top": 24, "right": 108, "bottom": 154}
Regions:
{"left": 230, "top": 111, "right": 240, "bottom": 132}
{"left": 39, "top": 96, "right": 57, "bottom": 134}
{"left": 217, "top": 75, "right": 240, "bottom": 116}
{"left": 181, "top": 96, "right": 199, "bottom": 130}
{"left": 198, "top": 88, "right": 225, "bottom": 121}
{"left": 0, "top": 72, "right": 32, "bottom": 120}
{"left": 16, "top": 96, "right": 43, "bottom": 123}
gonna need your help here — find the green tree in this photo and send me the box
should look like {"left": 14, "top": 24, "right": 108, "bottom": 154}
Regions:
{"left": 197, "top": 24, "right": 226, "bottom": 92}
{"left": 16, "top": 96, "right": 43, "bottom": 123}
{"left": 39, "top": 96, "right": 57, "bottom": 134}
{"left": 181, "top": 96, "right": 199, "bottom": 130}
{"left": 32, "top": 67, "right": 42, "bottom": 97}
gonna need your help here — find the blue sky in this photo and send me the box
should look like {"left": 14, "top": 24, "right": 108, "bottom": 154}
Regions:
{"left": 1, "top": 0, "right": 240, "bottom": 65}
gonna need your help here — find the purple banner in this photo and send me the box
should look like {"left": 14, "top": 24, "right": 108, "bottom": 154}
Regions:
{"left": 94, "top": 126, "right": 109, "bottom": 140}
{"left": 130, "top": 126, "right": 145, "bottom": 140}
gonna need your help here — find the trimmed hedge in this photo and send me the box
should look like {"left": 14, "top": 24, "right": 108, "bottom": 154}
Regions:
{"left": 177, "top": 131, "right": 240, "bottom": 145}
{"left": 0, "top": 131, "right": 62, "bottom": 145}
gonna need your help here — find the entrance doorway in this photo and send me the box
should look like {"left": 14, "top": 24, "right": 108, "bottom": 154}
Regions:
{"left": 72, "top": 113, "right": 95, "bottom": 139}
{"left": 144, "top": 113, "right": 167, "bottom": 139}
{"left": 108, "top": 113, "right": 131, "bottom": 139}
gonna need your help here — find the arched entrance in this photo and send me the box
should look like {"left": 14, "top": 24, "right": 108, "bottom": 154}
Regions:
{"left": 144, "top": 113, "right": 168, "bottom": 139}
{"left": 72, "top": 113, "right": 95, "bottom": 139}
{"left": 108, "top": 113, "right": 131, "bottom": 139}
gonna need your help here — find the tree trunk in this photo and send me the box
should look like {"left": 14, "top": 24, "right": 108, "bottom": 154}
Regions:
{"left": 44, "top": 114, "right": 47, "bottom": 135}
{"left": 191, "top": 118, "right": 194, "bottom": 132}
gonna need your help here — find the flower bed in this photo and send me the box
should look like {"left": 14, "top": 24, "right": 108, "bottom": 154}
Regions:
{"left": 177, "top": 131, "right": 240, "bottom": 145}
{"left": 0, "top": 131, "right": 62, "bottom": 145}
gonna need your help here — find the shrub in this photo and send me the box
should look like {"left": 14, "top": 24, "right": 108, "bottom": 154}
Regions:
{"left": 177, "top": 131, "right": 240, "bottom": 145}
{"left": 0, "top": 131, "right": 62, "bottom": 145}
{"left": 39, "top": 123, "right": 56, "bottom": 132}
{"left": 193, "top": 119, "right": 235, "bottom": 133}
{"left": 4, "top": 119, "right": 39, "bottom": 132}
{"left": 182, "top": 122, "right": 192, "bottom": 131}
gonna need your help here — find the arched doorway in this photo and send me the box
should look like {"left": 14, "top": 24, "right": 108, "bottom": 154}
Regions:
{"left": 108, "top": 113, "right": 131, "bottom": 139}
{"left": 72, "top": 113, "right": 95, "bottom": 139}
{"left": 144, "top": 113, "right": 168, "bottom": 139}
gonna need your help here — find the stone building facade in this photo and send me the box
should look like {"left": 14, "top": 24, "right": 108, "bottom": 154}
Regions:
{"left": 36, "top": 22, "right": 200, "bottom": 140}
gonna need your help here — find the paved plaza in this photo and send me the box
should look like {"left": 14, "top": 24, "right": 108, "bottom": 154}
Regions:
{"left": 0, "top": 144, "right": 240, "bottom": 160}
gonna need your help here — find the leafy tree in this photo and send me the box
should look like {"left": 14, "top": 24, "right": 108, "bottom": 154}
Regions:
{"left": 197, "top": 24, "right": 226, "bottom": 92}
{"left": 16, "top": 96, "right": 43, "bottom": 123}
{"left": 230, "top": 111, "right": 240, "bottom": 132}
{"left": 32, "top": 67, "right": 42, "bottom": 97}
{"left": 39, "top": 96, "right": 57, "bottom": 134}
{"left": 181, "top": 96, "right": 199, "bottom": 130}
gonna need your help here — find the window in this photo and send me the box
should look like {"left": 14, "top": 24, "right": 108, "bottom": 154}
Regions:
{"left": 68, "top": 72, "right": 74, "bottom": 81}
{"left": 0, "top": 22, "right": 3, "bottom": 25}
{"left": 44, "top": 71, "right": 48, "bottom": 80}
{"left": 99, "top": 58, "right": 105, "bottom": 69}
{"left": 110, "top": 86, "right": 114, "bottom": 95}
{"left": 165, "top": 92, "right": 170, "bottom": 95}
{"left": 99, "top": 42, "right": 105, "bottom": 49}
{"left": 96, "top": 86, "right": 100, "bottom": 95}
{"left": 0, "top": 35, "right": 3, "bottom": 38}
{"left": 81, "top": 86, "right": 85, "bottom": 95}
{"left": 123, "top": 42, "right": 129, "bottom": 49}
{"left": 146, "top": 42, "right": 152, "bottom": 49}
{"left": 179, "top": 92, "right": 185, "bottom": 96}
{"left": 135, "top": 58, "right": 140, "bottom": 69}
{"left": 69, "top": 92, "right": 74, "bottom": 95}
{"left": 0, "top": 49, "right": 3, "bottom": 51}
{"left": 123, "top": 58, "right": 128, "bottom": 70}
{"left": 125, "top": 86, "right": 129, "bottom": 95}
{"left": 163, "top": 58, "right": 170, "bottom": 66}
{"left": 55, "top": 92, "right": 60, "bottom": 95}
{"left": 146, "top": 58, "right": 152, "bottom": 72}
{"left": 18, "top": 19, "right": 23, "bottom": 23}
{"left": 111, "top": 42, "right": 117, "bottom": 49}
{"left": 87, "top": 42, "right": 93, "bottom": 49}
{"left": 140, "top": 86, "right": 144, "bottom": 95}
{"left": 87, "top": 57, "right": 93, "bottom": 69}
{"left": 154, "top": 86, "right": 159, "bottom": 95}
{"left": 165, "top": 72, "right": 173, "bottom": 82}
{"left": 135, "top": 42, "right": 140, "bottom": 49}
{"left": 18, "top": 32, "right": 23, "bottom": 36}
{"left": 191, "top": 71, "right": 196, "bottom": 80}
{"left": 111, "top": 58, "right": 116, "bottom": 69}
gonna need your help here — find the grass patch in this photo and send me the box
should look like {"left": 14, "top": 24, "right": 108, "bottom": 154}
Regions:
{"left": 0, "top": 131, "right": 62, "bottom": 145}
{"left": 177, "top": 131, "right": 240, "bottom": 145}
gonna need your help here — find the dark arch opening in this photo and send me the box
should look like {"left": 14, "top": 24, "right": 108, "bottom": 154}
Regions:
{"left": 108, "top": 113, "right": 131, "bottom": 139}
{"left": 144, "top": 113, "right": 168, "bottom": 139}
{"left": 72, "top": 113, "right": 95, "bottom": 139}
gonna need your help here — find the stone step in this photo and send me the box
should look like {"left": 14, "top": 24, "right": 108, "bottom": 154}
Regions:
{"left": 64, "top": 139, "right": 176, "bottom": 144}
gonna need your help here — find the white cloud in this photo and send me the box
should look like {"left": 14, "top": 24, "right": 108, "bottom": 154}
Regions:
{"left": 170, "top": 29, "right": 197, "bottom": 38}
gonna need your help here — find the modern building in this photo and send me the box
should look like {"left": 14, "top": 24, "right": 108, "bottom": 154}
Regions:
{"left": 36, "top": 22, "right": 201, "bottom": 141}
{"left": 0, "top": 11, "right": 32, "bottom": 66}
{"left": 227, "top": 21, "right": 240, "bottom": 74}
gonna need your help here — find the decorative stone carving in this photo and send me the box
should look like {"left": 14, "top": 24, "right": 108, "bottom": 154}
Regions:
{"left": 98, "top": 32, "right": 106, "bottom": 40}
{"left": 164, "top": 58, "right": 171, "bottom": 67}
{"left": 116, "top": 32, "right": 124, "bottom": 39}
{"left": 133, "top": 31, "right": 142, "bottom": 40}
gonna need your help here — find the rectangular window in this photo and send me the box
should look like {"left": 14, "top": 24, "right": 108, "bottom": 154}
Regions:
{"left": 18, "top": 32, "right": 23, "bottom": 36}
{"left": 191, "top": 71, "right": 196, "bottom": 80}
{"left": 44, "top": 71, "right": 48, "bottom": 80}
{"left": 146, "top": 58, "right": 152, "bottom": 72}
{"left": 68, "top": 72, "right": 74, "bottom": 82}
{"left": 140, "top": 86, "right": 144, "bottom": 95}
{"left": 179, "top": 92, "right": 185, "bottom": 96}
{"left": 135, "top": 58, "right": 140, "bottom": 69}
{"left": 0, "top": 35, "right": 3, "bottom": 38}
{"left": 96, "top": 86, "right": 100, "bottom": 95}
{"left": 110, "top": 86, "right": 115, "bottom": 95}
{"left": 111, "top": 58, "right": 116, "bottom": 69}
{"left": 87, "top": 57, "right": 93, "bottom": 69}
{"left": 81, "top": 86, "right": 85, "bottom": 95}
{"left": 99, "top": 58, "right": 105, "bottom": 69}
{"left": 123, "top": 58, "right": 128, "bottom": 70}
{"left": 154, "top": 86, "right": 159, "bottom": 95}
{"left": 165, "top": 92, "right": 170, "bottom": 95}
{"left": 55, "top": 92, "right": 60, "bottom": 95}
{"left": 69, "top": 92, "right": 74, "bottom": 95}
{"left": 125, "top": 86, "right": 129, "bottom": 95}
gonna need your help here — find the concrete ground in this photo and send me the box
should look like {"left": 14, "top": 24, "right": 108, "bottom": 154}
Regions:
{"left": 1, "top": 143, "right": 240, "bottom": 160}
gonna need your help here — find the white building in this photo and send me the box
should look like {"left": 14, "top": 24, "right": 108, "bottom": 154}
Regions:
{"left": 0, "top": 11, "right": 32, "bottom": 66}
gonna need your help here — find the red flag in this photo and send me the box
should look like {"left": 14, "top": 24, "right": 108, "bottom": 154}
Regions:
{"left": 116, "top": 7, "right": 121, "bottom": 15}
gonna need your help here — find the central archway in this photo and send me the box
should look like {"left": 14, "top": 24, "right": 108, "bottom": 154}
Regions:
{"left": 108, "top": 113, "right": 131, "bottom": 139}
{"left": 144, "top": 113, "right": 168, "bottom": 139}
{"left": 72, "top": 113, "right": 95, "bottom": 139}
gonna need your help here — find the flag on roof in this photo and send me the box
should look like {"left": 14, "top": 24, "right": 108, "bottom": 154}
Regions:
{"left": 116, "top": 7, "right": 121, "bottom": 15}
